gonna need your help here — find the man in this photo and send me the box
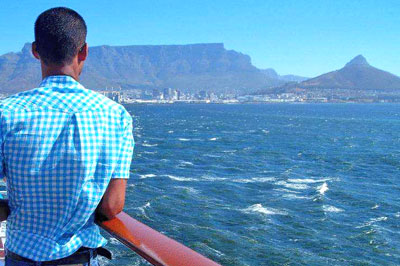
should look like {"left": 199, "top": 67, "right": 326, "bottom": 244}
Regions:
{"left": 0, "top": 7, "right": 134, "bottom": 265}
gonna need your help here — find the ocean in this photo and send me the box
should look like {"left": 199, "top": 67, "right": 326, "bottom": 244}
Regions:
{"left": 102, "top": 103, "right": 400, "bottom": 266}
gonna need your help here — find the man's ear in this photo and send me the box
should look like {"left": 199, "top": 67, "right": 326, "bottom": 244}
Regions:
{"left": 78, "top": 43, "right": 88, "bottom": 62}
{"left": 31, "top": 42, "right": 40, "bottom": 60}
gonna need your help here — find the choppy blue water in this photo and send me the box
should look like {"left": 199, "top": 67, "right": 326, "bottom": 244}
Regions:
{"left": 103, "top": 103, "right": 400, "bottom": 266}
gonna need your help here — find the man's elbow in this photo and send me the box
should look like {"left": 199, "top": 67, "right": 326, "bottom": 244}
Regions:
{"left": 99, "top": 199, "right": 125, "bottom": 220}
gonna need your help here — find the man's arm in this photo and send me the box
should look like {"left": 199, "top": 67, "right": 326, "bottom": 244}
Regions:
{"left": 97, "top": 178, "right": 127, "bottom": 220}
{"left": 96, "top": 110, "right": 134, "bottom": 220}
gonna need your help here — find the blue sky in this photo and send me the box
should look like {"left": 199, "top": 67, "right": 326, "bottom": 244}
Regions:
{"left": 0, "top": 0, "right": 398, "bottom": 77}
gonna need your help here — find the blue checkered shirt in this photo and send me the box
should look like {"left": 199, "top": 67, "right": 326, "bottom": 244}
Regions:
{"left": 0, "top": 75, "right": 134, "bottom": 261}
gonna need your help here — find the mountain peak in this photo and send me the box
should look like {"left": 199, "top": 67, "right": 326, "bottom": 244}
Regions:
{"left": 345, "top": 55, "right": 369, "bottom": 67}
{"left": 22, "top": 42, "right": 31, "bottom": 52}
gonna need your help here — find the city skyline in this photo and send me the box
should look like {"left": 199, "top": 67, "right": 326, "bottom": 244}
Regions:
{"left": 0, "top": 0, "right": 398, "bottom": 77}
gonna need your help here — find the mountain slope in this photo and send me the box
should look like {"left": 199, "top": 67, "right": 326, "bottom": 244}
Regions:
{"left": 300, "top": 55, "right": 400, "bottom": 90}
{"left": 0, "top": 43, "right": 277, "bottom": 93}
{"left": 261, "top": 68, "right": 308, "bottom": 83}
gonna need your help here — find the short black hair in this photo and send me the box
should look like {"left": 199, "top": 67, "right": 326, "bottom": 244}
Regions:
{"left": 34, "top": 7, "right": 87, "bottom": 65}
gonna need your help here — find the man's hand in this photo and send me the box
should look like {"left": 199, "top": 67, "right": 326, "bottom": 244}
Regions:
{"left": 96, "top": 179, "right": 127, "bottom": 220}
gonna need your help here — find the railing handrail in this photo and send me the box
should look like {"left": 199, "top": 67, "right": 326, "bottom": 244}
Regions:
{"left": 96, "top": 211, "right": 222, "bottom": 266}
{"left": 0, "top": 199, "right": 222, "bottom": 266}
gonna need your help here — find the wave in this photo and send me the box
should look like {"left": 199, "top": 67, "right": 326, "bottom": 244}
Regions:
{"left": 318, "top": 182, "right": 329, "bottom": 195}
{"left": 179, "top": 161, "right": 194, "bottom": 166}
{"left": 357, "top": 216, "right": 388, "bottom": 228}
{"left": 142, "top": 151, "right": 157, "bottom": 154}
{"left": 233, "top": 177, "right": 276, "bottom": 183}
{"left": 323, "top": 205, "right": 344, "bottom": 213}
{"left": 282, "top": 194, "right": 312, "bottom": 200}
{"left": 165, "top": 175, "right": 198, "bottom": 182}
{"left": 195, "top": 243, "right": 225, "bottom": 257}
{"left": 274, "top": 188, "right": 301, "bottom": 194}
{"left": 222, "top": 149, "right": 237, "bottom": 153}
{"left": 201, "top": 175, "right": 228, "bottom": 181}
{"left": 275, "top": 180, "right": 309, "bottom": 190}
{"left": 174, "top": 186, "right": 200, "bottom": 194}
{"left": 242, "top": 204, "right": 288, "bottom": 216}
{"left": 136, "top": 202, "right": 152, "bottom": 219}
{"left": 203, "top": 154, "right": 222, "bottom": 158}
{"left": 287, "top": 178, "right": 331, "bottom": 184}
{"left": 142, "top": 143, "right": 158, "bottom": 147}
{"left": 139, "top": 174, "right": 156, "bottom": 179}
{"left": 109, "top": 237, "right": 122, "bottom": 245}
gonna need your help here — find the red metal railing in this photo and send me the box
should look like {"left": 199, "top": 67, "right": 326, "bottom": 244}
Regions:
{"left": 96, "top": 212, "right": 222, "bottom": 266}
{"left": 0, "top": 199, "right": 222, "bottom": 266}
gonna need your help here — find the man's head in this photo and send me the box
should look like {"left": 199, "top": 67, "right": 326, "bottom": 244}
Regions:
{"left": 32, "top": 7, "right": 88, "bottom": 79}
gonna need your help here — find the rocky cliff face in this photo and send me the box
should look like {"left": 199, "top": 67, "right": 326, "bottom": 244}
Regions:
{"left": 0, "top": 43, "right": 276, "bottom": 93}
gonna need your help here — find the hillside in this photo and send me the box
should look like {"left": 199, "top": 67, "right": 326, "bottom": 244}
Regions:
{"left": 299, "top": 55, "right": 400, "bottom": 90}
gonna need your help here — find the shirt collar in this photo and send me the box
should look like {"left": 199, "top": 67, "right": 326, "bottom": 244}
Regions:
{"left": 39, "top": 75, "right": 86, "bottom": 92}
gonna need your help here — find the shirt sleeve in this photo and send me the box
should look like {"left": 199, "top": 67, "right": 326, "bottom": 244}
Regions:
{"left": 111, "top": 111, "right": 134, "bottom": 179}
{"left": 0, "top": 111, "right": 5, "bottom": 180}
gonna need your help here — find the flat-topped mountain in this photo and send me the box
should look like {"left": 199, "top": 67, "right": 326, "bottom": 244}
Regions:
{"left": 299, "top": 55, "right": 400, "bottom": 90}
{"left": 0, "top": 43, "right": 277, "bottom": 93}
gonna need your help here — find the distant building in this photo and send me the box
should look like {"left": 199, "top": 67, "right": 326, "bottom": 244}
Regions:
{"left": 163, "top": 88, "right": 173, "bottom": 100}
{"left": 152, "top": 89, "right": 162, "bottom": 99}
{"left": 98, "top": 91, "right": 122, "bottom": 103}
{"left": 198, "top": 90, "right": 208, "bottom": 100}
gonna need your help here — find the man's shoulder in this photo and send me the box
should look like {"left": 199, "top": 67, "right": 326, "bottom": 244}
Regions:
{"left": 0, "top": 89, "right": 40, "bottom": 112}
{"left": 85, "top": 90, "right": 129, "bottom": 115}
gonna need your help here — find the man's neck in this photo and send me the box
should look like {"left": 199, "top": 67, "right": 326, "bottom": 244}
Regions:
{"left": 41, "top": 62, "right": 80, "bottom": 81}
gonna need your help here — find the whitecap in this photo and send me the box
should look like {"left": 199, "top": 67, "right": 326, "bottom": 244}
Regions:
{"left": 178, "top": 138, "right": 191, "bottom": 142}
{"left": 318, "top": 182, "right": 329, "bottom": 195}
{"left": 357, "top": 216, "right": 388, "bottom": 228}
{"left": 179, "top": 161, "right": 194, "bottom": 166}
{"left": 109, "top": 237, "right": 122, "bottom": 245}
{"left": 283, "top": 194, "right": 312, "bottom": 200}
{"left": 323, "top": 205, "right": 344, "bottom": 213}
{"left": 203, "top": 154, "right": 221, "bottom": 158}
{"left": 136, "top": 202, "right": 152, "bottom": 218}
{"left": 209, "top": 137, "right": 218, "bottom": 141}
{"left": 168, "top": 130, "right": 174, "bottom": 133}
{"left": 262, "top": 129, "right": 270, "bottom": 134}
{"left": 201, "top": 175, "right": 227, "bottom": 181}
{"left": 140, "top": 174, "right": 156, "bottom": 179}
{"left": 243, "top": 204, "right": 287, "bottom": 216}
{"left": 142, "top": 143, "right": 158, "bottom": 147}
{"left": 273, "top": 188, "right": 301, "bottom": 194}
{"left": 174, "top": 186, "right": 199, "bottom": 194}
{"left": 233, "top": 177, "right": 276, "bottom": 183}
{"left": 165, "top": 175, "right": 198, "bottom": 182}
{"left": 222, "top": 150, "right": 237, "bottom": 153}
{"left": 371, "top": 204, "right": 379, "bottom": 210}
{"left": 142, "top": 151, "right": 157, "bottom": 154}
{"left": 287, "top": 178, "right": 330, "bottom": 184}
{"left": 275, "top": 181, "right": 309, "bottom": 190}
